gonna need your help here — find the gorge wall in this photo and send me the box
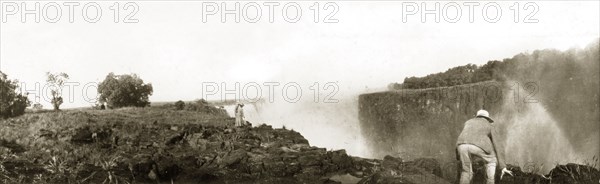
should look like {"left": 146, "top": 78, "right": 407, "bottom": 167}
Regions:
{"left": 359, "top": 79, "right": 599, "bottom": 180}
{"left": 359, "top": 43, "right": 600, "bottom": 181}
{"left": 359, "top": 81, "right": 505, "bottom": 178}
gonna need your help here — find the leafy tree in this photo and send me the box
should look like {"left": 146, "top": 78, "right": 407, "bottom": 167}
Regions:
{"left": 46, "top": 72, "right": 69, "bottom": 111}
{"left": 97, "top": 73, "right": 153, "bottom": 108}
{"left": 0, "top": 71, "right": 30, "bottom": 118}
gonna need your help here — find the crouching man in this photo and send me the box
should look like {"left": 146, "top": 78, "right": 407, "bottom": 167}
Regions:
{"left": 456, "top": 110, "right": 513, "bottom": 184}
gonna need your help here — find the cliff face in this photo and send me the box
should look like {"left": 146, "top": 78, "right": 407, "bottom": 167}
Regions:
{"left": 359, "top": 81, "right": 508, "bottom": 179}
{"left": 371, "top": 41, "right": 600, "bottom": 172}
{"left": 360, "top": 74, "right": 600, "bottom": 180}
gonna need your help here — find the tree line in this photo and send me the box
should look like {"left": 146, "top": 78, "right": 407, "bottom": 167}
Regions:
{"left": 391, "top": 40, "right": 599, "bottom": 90}
{"left": 0, "top": 72, "right": 153, "bottom": 118}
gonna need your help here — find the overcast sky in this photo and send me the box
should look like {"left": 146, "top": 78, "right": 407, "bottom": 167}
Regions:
{"left": 1, "top": 1, "right": 598, "bottom": 108}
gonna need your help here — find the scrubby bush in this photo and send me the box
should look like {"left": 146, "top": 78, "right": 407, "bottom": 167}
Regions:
{"left": 32, "top": 103, "right": 43, "bottom": 111}
{"left": 185, "top": 99, "right": 209, "bottom": 111}
{"left": 46, "top": 72, "right": 69, "bottom": 111}
{"left": 97, "top": 73, "right": 153, "bottom": 108}
{"left": 0, "top": 71, "right": 30, "bottom": 118}
{"left": 174, "top": 100, "right": 185, "bottom": 110}
{"left": 186, "top": 99, "right": 228, "bottom": 116}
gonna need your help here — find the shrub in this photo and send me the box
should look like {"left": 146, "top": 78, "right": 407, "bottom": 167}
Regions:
{"left": 185, "top": 99, "right": 209, "bottom": 111}
{"left": 97, "top": 73, "right": 153, "bottom": 108}
{"left": 0, "top": 71, "right": 30, "bottom": 118}
{"left": 174, "top": 100, "right": 185, "bottom": 110}
{"left": 185, "top": 99, "right": 228, "bottom": 116}
{"left": 32, "top": 103, "right": 43, "bottom": 111}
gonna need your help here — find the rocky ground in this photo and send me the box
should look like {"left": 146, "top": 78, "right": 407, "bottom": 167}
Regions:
{"left": 0, "top": 107, "right": 598, "bottom": 183}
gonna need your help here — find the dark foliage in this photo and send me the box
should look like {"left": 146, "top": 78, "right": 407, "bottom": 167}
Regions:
{"left": 396, "top": 40, "right": 599, "bottom": 90}
{"left": 174, "top": 100, "right": 185, "bottom": 110}
{"left": 0, "top": 71, "right": 30, "bottom": 118}
{"left": 185, "top": 99, "right": 228, "bottom": 116}
{"left": 97, "top": 73, "right": 153, "bottom": 108}
{"left": 401, "top": 64, "right": 478, "bottom": 89}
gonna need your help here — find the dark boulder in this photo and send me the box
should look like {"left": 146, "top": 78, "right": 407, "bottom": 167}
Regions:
{"left": 407, "top": 158, "right": 442, "bottom": 177}
{"left": 359, "top": 156, "right": 451, "bottom": 184}
{"left": 381, "top": 155, "right": 403, "bottom": 170}
{"left": 186, "top": 133, "right": 209, "bottom": 151}
{"left": 129, "top": 154, "right": 155, "bottom": 182}
{"left": 548, "top": 163, "right": 600, "bottom": 184}
{"left": 71, "top": 126, "right": 94, "bottom": 143}
{"left": 263, "top": 161, "right": 288, "bottom": 177}
{"left": 328, "top": 149, "right": 354, "bottom": 172}
{"left": 220, "top": 149, "right": 248, "bottom": 168}
{"left": 494, "top": 163, "right": 599, "bottom": 184}
{"left": 157, "top": 164, "right": 182, "bottom": 181}
{"left": 495, "top": 164, "right": 550, "bottom": 184}
{"left": 298, "top": 154, "right": 323, "bottom": 167}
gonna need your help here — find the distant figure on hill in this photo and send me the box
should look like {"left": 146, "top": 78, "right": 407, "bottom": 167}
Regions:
{"left": 235, "top": 103, "right": 245, "bottom": 127}
{"left": 456, "top": 110, "right": 513, "bottom": 184}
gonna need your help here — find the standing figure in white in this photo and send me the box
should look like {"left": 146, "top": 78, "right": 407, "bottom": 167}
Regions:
{"left": 235, "top": 103, "right": 245, "bottom": 127}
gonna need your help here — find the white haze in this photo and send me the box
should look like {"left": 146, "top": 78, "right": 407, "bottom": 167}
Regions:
{"left": 496, "top": 88, "right": 580, "bottom": 173}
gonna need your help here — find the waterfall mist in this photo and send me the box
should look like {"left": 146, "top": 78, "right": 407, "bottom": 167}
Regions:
{"left": 496, "top": 89, "right": 581, "bottom": 173}
{"left": 233, "top": 94, "right": 371, "bottom": 158}
{"left": 498, "top": 40, "right": 600, "bottom": 172}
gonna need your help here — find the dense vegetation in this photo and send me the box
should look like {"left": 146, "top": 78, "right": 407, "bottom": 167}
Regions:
{"left": 0, "top": 71, "right": 30, "bottom": 119}
{"left": 174, "top": 100, "right": 185, "bottom": 110}
{"left": 392, "top": 40, "right": 600, "bottom": 90}
{"left": 98, "top": 73, "right": 154, "bottom": 108}
{"left": 167, "top": 99, "right": 228, "bottom": 117}
{"left": 2, "top": 72, "right": 154, "bottom": 119}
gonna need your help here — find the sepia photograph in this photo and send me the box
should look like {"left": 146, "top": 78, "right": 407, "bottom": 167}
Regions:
{"left": 0, "top": 1, "right": 599, "bottom": 183}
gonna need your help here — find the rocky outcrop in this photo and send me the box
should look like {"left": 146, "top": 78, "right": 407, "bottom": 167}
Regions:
{"left": 57, "top": 122, "right": 381, "bottom": 183}
{"left": 358, "top": 155, "right": 450, "bottom": 184}
{"left": 1, "top": 116, "right": 453, "bottom": 183}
